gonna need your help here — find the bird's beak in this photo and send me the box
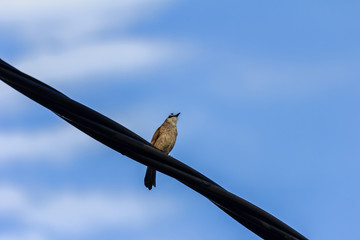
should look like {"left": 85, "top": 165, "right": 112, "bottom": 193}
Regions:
{"left": 175, "top": 112, "right": 180, "bottom": 117}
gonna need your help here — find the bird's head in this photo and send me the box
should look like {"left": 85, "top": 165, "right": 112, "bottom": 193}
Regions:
{"left": 166, "top": 112, "right": 180, "bottom": 125}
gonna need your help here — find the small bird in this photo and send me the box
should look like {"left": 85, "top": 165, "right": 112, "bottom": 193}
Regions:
{"left": 144, "top": 112, "right": 180, "bottom": 190}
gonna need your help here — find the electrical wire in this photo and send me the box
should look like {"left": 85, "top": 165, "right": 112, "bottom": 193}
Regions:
{"left": 0, "top": 59, "right": 307, "bottom": 240}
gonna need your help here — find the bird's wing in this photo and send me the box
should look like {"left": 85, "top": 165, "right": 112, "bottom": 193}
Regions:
{"left": 150, "top": 127, "right": 161, "bottom": 145}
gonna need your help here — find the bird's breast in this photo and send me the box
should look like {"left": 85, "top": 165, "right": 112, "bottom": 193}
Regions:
{"left": 153, "top": 127, "right": 177, "bottom": 154}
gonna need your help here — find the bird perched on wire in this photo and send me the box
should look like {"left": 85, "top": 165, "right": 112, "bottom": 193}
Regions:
{"left": 144, "top": 112, "right": 180, "bottom": 190}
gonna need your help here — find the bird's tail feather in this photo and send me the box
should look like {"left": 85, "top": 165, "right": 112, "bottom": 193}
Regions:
{"left": 144, "top": 167, "right": 156, "bottom": 190}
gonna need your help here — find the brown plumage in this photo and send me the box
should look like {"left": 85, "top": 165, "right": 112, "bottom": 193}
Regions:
{"left": 144, "top": 112, "right": 180, "bottom": 190}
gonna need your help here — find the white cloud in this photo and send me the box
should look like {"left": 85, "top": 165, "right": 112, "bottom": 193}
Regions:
{"left": 0, "top": 125, "right": 93, "bottom": 165}
{"left": 14, "top": 39, "right": 181, "bottom": 83}
{"left": 0, "top": 0, "right": 169, "bottom": 23}
{"left": 0, "top": 0, "right": 171, "bottom": 47}
{"left": 0, "top": 232, "right": 47, "bottom": 240}
{"left": 0, "top": 0, "right": 189, "bottom": 86}
{"left": 0, "top": 82, "right": 30, "bottom": 114}
{"left": 0, "top": 184, "right": 177, "bottom": 235}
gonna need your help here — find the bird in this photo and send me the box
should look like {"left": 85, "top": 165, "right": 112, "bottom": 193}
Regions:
{"left": 144, "top": 112, "right": 180, "bottom": 190}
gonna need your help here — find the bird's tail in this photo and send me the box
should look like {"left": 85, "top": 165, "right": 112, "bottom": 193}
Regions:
{"left": 144, "top": 167, "right": 156, "bottom": 190}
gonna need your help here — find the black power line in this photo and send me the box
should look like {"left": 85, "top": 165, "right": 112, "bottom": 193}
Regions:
{"left": 0, "top": 59, "right": 307, "bottom": 240}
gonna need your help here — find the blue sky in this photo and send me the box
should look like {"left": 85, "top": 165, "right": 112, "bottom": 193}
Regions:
{"left": 0, "top": 0, "right": 360, "bottom": 239}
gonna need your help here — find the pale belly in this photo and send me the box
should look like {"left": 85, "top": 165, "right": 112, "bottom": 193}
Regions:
{"left": 154, "top": 133, "right": 176, "bottom": 154}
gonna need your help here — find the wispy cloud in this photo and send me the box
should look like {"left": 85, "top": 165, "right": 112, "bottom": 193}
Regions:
{"left": 1, "top": 0, "right": 189, "bottom": 87}
{"left": 0, "top": 231, "right": 47, "bottom": 240}
{"left": 0, "top": 0, "right": 172, "bottom": 47}
{"left": 0, "top": 82, "right": 31, "bottom": 114}
{"left": 0, "top": 184, "right": 177, "bottom": 235}
{"left": 14, "top": 39, "right": 183, "bottom": 83}
{"left": 0, "top": 125, "right": 93, "bottom": 165}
